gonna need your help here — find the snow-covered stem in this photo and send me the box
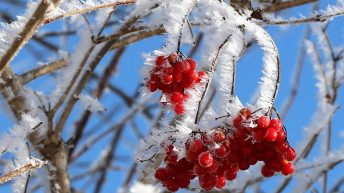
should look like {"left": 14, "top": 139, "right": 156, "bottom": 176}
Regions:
{"left": 195, "top": 35, "right": 231, "bottom": 124}
{"left": 0, "top": 158, "right": 47, "bottom": 184}
{"left": 44, "top": 0, "right": 136, "bottom": 24}
{"left": 19, "top": 58, "right": 68, "bottom": 85}
{"left": 262, "top": 11, "right": 344, "bottom": 25}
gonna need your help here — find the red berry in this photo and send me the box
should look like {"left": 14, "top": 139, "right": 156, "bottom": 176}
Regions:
{"left": 173, "top": 71, "right": 182, "bottom": 82}
{"left": 162, "top": 74, "right": 173, "bottom": 84}
{"left": 180, "top": 61, "right": 191, "bottom": 72}
{"left": 238, "top": 159, "right": 250, "bottom": 170}
{"left": 186, "top": 58, "right": 197, "bottom": 69}
{"left": 193, "top": 163, "right": 208, "bottom": 176}
{"left": 224, "top": 169, "right": 237, "bottom": 181}
{"left": 216, "top": 176, "right": 226, "bottom": 189}
{"left": 167, "top": 53, "right": 178, "bottom": 64}
{"left": 206, "top": 160, "right": 219, "bottom": 173}
{"left": 198, "top": 151, "right": 214, "bottom": 168}
{"left": 240, "top": 144, "right": 253, "bottom": 157}
{"left": 275, "top": 141, "right": 289, "bottom": 153}
{"left": 264, "top": 127, "right": 277, "bottom": 142}
{"left": 170, "top": 92, "right": 184, "bottom": 103}
{"left": 283, "top": 147, "right": 296, "bottom": 161}
{"left": 162, "top": 67, "right": 173, "bottom": 75}
{"left": 155, "top": 56, "right": 165, "bottom": 66}
{"left": 199, "top": 174, "right": 217, "bottom": 191}
{"left": 276, "top": 129, "right": 286, "bottom": 141}
{"left": 253, "top": 128, "right": 265, "bottom": 142}
{"left": 281, "top": 161, "right": 294, "bottom": 176}
{"left": 257, "top": 116, "right": 270, "bottom": 129}
{"left": 189, "top": 139, "right": 205, "bottom": 152}
{"left": 261, "top": 164, "right": 274, "bottom": 177}
{"left": 212, "top": 129, "right": 226, "bottom": 143}
{"left": 239, "top": 108, "right": 251, "bottom": 119}
{"left": 270, "top": 118, "right": 282, "bottom": 131}
{"left": 155, "top": 168, "right": 167, "bottom": 181}
{"left": 174, "top": 103, "right": 185, "bottom": 115}
{"left": 215, "top": 144, "right": 227, "bottom": 158}
{"left": 164, "top": 179, "right": 179, "bottom": 192}
{"left": 147, "top": 81, "right": 157, "bottom": 92}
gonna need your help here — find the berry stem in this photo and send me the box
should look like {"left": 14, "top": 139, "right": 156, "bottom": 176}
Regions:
{"left": 176, "top": 0, "right": 197, "bottom": 53}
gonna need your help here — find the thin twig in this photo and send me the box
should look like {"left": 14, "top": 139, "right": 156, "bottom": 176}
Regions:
{"left": 44, "top": 0, "right": 136, "bottom": 24}
{"left": 263, "top": 11, "right": 344, "bottom": 25}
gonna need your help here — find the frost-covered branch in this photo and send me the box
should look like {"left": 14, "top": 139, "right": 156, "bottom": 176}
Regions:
{"left": 0, "top": 0, "right": 61, "bottom": 74}
{"left": 44, "top": 0, "right": 136, "bottom": 24}
{"left": 263, "top": 11, "right": 344, "bottom": 25}
{"left": 0, "top": 158, "right": 47, "bottom": 184}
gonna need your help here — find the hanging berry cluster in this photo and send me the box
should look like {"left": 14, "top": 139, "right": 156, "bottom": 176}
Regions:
{"left": 154, "top": 108, "right": 296, "bottom": 192}
{"left": 146, "top": 52, "right": 206, "bottom": 114}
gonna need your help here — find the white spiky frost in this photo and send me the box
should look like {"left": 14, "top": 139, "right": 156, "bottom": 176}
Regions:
{"left": 0, "top": 114, "right": 43, "bottom": 193}
{"left": 78, "top": 95, "right": 106, "bottom": 112}
{"left": 0, "top": 2, "right": 38, "bottom": 59}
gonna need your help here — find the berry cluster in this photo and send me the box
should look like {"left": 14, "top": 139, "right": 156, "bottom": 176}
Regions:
{"left": 154, "top": 108, "right": 296, "bottom": 192}
{"left": 231, "top": 108, "right": 296, "bottom": 177}
{"left": 146, "top": 53, "right": 206, "bottom": 114}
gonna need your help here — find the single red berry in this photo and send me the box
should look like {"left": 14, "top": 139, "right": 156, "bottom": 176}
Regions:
{"left": 175, "top": 174, "right": 191, "bottom": 188}
{"left": 281, "top": 161, "right": 294, "bottom": 176}
{"left": 198, "top": 151, "right": 214, "bottom": 168}
{"left": 283, "top": 147, "right": 296, "bottom": 161}
{"left": 239, "top": 108, "right": 251, "bottom": 119}
{"left": 275, "top": 141, "right": 289, "bottom": 153}
{"left": 161, "top": 74, "right": 173, "bottom": 84}
{"left": 199, "top": 174, "right": 217, "bottom": 191}
{"left": 170, "top": 91, "right": 184, "bottom": 104}
{"left": 227, "top": 152, "right": 239, "bottom": 163}
{"left": 269, "top": 118, "right": 282, "bottom": 131}
{"left": 180, "top": 61, "right": 191, "bottom": 72}
{"left": 264, "top": 127, "right": 277, "bottom": 142}
{"left": 276, "top": 129, "right": 286, "bottom": 141}
{"left": 155, "top": 56, "right": 165, "bottom": 66}
{"left": 257, "top": 116, "right": 270, "bottom": 129}
{"left": 167, "top": 53, "right": 178, "bottom": 64}
{"left": 238, "top": 159, "right": 250, "bottom": 170}
{"left": 269, "top": 160, "right": 281, "bottom": 172}
{"left": 261, "top": 164, "right": 274, "bottom": 177}
{"left": 188, "top": 139, "right": 205, "bottom": 152}
{"left": 164, "top": 179, "right": 179, "bottom": 192}
{"left": 240, "top": 144, "right": 253, "bottom": 157}
{"left": 174, "top": 103, "right": 185, "bottom": 115}
{"left": 162, "top": 66, "right": 173, "bottom": 74}
{"left": 213, "top": 129, "right": 226, "bottom": 143}
{"left": 224, "top": 169, "right": 237, "bottom": 181}
{"left": 233, "top": 116, "right": 243, "bottom": 128}
{"left": 193, "top": 163, "right": 208, "bottom": 176}
{"left": 253, "top": 128, "right": 265, "bottom": 142}
{"left": 173, "top": 61, "right": 183, "bottom": 72}
{"left": 186, "top": 58, "right": 197, "bottom": 69}
{"left": 215, "top": 144, "right": 228, "bottom": 158}
{"left": 173, "top": 71, "right": 182, "bottom": 82}
{"left": 216, "top": 176, "right": 226, "bottom": 189}
{"left": 154, "top": 168, "right": 167, "bottom": 181}
{"left": 206, "top": 160, "right": 219, "bottom": 173}
{"left": 147, "top": 81, "right": 157, "bottom": 92}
